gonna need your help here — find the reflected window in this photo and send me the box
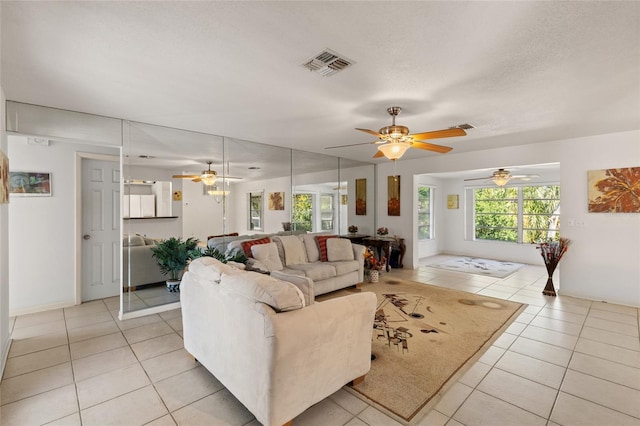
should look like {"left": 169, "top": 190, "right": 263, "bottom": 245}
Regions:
{"left": 292, "top": 193, "right": 313, "bottom": 231}
{"left": 248, "top": 192, "right": 263, "bottom": 231}
{"left": 418, "top": 185, "right": 433, "bottom": 240}
{"left": 320, "top": 194, "right": 334, "bottom": 231}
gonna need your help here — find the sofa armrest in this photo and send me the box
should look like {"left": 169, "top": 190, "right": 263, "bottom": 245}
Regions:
{"left": 352, "top": 243, "right": 366, "bottom": 283}
{"left": 270, "top": 270, "right": 314, "bottom": 305}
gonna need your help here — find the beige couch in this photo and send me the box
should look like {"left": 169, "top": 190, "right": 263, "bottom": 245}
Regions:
{"left": 208, "top": 232, "right": 366, "bottom": 297}
{"left": 181, "top": 257, "right": 377, "bottom": 426}
{"left": 122, "top": 234, "right": 166, "bottom": 288}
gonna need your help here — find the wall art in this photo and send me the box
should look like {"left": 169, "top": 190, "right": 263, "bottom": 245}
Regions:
{"left": 9, "top": 171, "right": 52, "bottom": 196}
{"left": 268, "top": 192, "right": 285, "bottom": 210}
{"left": 0, "top": 150, "right": 8, "bottom": 203}
{"left": 588, "top": 167, "right": 640, "bottom": 213}
{"left": 388, "top": 175, "right": 400, "bottom": 216}
{"left": 355, "top": 178, "right": 366, "bottom": 215}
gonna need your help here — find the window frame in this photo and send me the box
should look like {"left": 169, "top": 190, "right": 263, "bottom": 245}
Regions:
{"left": 471, "top": 184, "right": 560, "bottom": 244}
{"left": 417, "top": 185, "right": 434, "bottom": 240}
{"left": 248, "top": 191, "right": 263, "bottom": 231}
{"left": 320, "top": 193, "right": 335, "bottom": 231}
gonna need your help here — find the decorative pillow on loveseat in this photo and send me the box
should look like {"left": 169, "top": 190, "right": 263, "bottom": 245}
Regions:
{"left": 241, "top": 237, "right": 271, "bottom": 257}
{"left": 315, "top": 235, "right": 339, "bottom": 262}
{"left": 220, "top": 272, "right": 305, "bottom": 312}
{"left": 250, "top": 242, "right": 284, "bottom": 272}
{"left": 326, "top": 238, "right": 354, "bottom": 262}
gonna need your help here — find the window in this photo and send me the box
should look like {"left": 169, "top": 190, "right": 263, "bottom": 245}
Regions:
{"left": 292, "top": 193, "right": 313, "bottom": 231}
{"left": 248, "top": 192, "right": 263, "bottom": 231}
{"left": 473, "top": 185, "right": 560, "bottom": 243}
{"left": 417, "top": 185, "right": 433, "bottom": 240}
{"left": 320, "top": 194, "right": 334, "bottom": 231}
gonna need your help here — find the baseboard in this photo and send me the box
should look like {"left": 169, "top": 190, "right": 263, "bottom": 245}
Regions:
{"left": 119, "top": 301, "right": 181, "bottom": 321}
{"left": 1, "top": 336, "right": 12, "bottom": 382}
{"left": 9, "top": 299, "right": 77, "bottom": 317}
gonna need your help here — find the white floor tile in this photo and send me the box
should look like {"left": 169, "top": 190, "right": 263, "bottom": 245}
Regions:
{"left": 0, "top": 363, "right": 74, "bottom": 405}
{"left": 433, "top": 382, "right": 473, "bottom": 417}
{"left": 130, "top": 333, "right": 183, "bottom": 361}
{"left": 551, "top": 392, "right": 640, "bottom": 426}
{"left": 69, "top": 332, "right": 127, "bottom": 360}
{"left": 509, "top": 336, "right": 573, "bottom": 367}
{"left": 520, "top": 325, "right": 578, "bottom": 350}
{"left": 329, "top": 388, "right": 369, "bottom": 415}
{"left": 584, "top": 316, "right": 639, "bottom": 337}
{"left": 495, "top": 351, "right": 565, "bottom": 389}
{"left": 580, "top": 326, "right": 640, "bottom": 351}
{"left": 154, "top": 366, "right": 224, "bottom": 411}
{"left": 2, "top": 345, "right": 70, "bottom": 379}
{"left": 574, "top": 337, "right": 640, "bottom": 368}
{"left": 0, "top": 384, "right": 78, "bottom": 426}
{"left": 80, "top": 385, "right": 168, "bottom": 426}
{"left": 171, "top": 388, "right": 254, "bottom": 425}
{"left": 141, "top": 348, "right": 199, "bottom": 383}
{"left": 569, "top": 352, "right": 640, "bottom": 391}
{"left": 8, "top": 331, "right": 68, "bottom": 358}
{"left": 452, "top": 390, "right": 546, "bottom": 426}
{"left": 357, "top": 406, "right": 403, "bottom": 426}
{"left": 76, "top": 363, "right": 150, "bottom": 409}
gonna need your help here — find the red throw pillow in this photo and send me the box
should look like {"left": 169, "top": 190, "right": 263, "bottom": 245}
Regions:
{"left": 315, "top": 235, "right": 339, "bottom": 262}
{"left": 241, "top": 237, "right": 271, "bottom": 258}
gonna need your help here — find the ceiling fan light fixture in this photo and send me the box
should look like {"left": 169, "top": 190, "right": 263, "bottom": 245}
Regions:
{"left": 491, "top": 169, "right": 512, "bottom": 186}
{"left": 378, "top": 142, "right": 411, "bottom": 160}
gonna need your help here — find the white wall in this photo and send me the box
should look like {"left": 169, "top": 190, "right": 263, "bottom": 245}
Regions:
{"left": 558, "top": 131, "right": 640, "bottom": 307}
{"left": 181, "top": 179, "right": 227, "bottom": 241}
{"left": 8, "top": 135, "right": 119, "bottom": 315}
{"left": 377, "top": 130, "right": 640, "bottom": 307}
{"left": 230, "top": 175, "right": 292, "bottom": 235}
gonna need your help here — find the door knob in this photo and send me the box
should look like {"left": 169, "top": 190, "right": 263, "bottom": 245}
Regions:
{"left": 83, "top": 234, "right": 91, "bottom": 240}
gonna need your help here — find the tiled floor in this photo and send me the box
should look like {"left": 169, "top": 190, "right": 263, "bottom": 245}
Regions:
{"left": 123, "top": 284, "right": 181, "bottom": 312}
{"left": 2, "top": 255, "right": 639, "bottom": 425}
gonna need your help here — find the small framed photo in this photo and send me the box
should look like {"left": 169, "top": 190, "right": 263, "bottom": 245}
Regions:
{"left": 9, "top": 172, "right": 52, "bottom": 196}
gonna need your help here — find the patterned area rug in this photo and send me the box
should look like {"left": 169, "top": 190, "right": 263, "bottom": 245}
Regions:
{"left": 431, "top": 257, "right": 524, "bottom": 278}
{"left": 319, "top": 276, "right": 525, "bottom": 424}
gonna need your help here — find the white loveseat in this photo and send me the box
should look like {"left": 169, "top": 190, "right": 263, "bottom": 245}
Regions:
{"left": 208, "top": 232, "right": 366, "bottom": 297}
{"left": 181, "top": 257, "right": 377, "bottom": 426}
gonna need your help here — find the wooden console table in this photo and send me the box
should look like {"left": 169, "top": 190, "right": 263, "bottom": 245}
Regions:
{"left": 362, "top": 236, "right": 406, "bottom": 271}
{"left": 340, "top": 234, "right": 370, "bottom": 245}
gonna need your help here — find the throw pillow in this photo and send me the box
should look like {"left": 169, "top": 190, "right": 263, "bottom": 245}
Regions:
{"left": 241, "top": 237, "right": 271, "bottom": 258}
{"left": 251, "top": 242, "right": 284, "bottom": 271}
{"left": 123, "top": 234, "right": 145, "bottom": 247}
{"left": 315, "top": 235, "right": 339, "bottom": 262}
{"left": 278, "top": 235, "right": 307, "bottom": 265}
{"left": 326, "top": 238, "right": 354, "bottom": 262}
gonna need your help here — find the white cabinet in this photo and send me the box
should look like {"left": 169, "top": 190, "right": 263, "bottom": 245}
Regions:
{"left": 124, "top": 181, "right": 174, "bottom": 219}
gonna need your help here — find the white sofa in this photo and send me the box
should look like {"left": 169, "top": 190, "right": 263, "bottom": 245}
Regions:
{"left": 122, "top": 234, "right": 165, "bottom": 288}
{"left": 181, "top": 257, "right": 377, "bottom": 426}
{"left": 208, "top": 232, "right": 366, "bottom": 297}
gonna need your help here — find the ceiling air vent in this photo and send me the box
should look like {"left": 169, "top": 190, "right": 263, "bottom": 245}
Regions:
{"left": 302, "top": 49, "right": 353, "bottom": 77}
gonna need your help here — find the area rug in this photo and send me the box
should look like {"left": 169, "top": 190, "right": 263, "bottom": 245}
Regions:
{"left": 431, "top": 257, "right": 524, "bottom": 278}
{"left": 318, "top": 276, "right": 525, "bottom": 424}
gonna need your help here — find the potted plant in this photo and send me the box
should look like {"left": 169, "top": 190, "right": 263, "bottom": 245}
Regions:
{"left": 151, "top": 237, "right": 202, "bottom": 292}
{"left": 348, "top": 225, "right": 359, "bottom": 235}
{"left": 363, "top": 247, "right": 385, "bottom": 282}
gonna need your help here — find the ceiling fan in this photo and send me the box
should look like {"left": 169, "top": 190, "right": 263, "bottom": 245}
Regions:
{"left": 464, "top": 168, "right": 539, "bottom": 186}
{"left": 325, "top": 106, "right": 468, "bottom": 160}
{"left": 172, "top": 161, "right": 241, "bottom": 186}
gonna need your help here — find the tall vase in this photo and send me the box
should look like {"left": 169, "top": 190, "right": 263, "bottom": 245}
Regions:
{"left": 542, "top": 262, "right": 558, "bottom": 296}
{"left": 368, "top": 270, "right": 379, "bottom": 283}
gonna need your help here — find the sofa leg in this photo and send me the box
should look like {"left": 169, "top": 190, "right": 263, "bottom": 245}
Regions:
{"left": 355, "top": 282, "right": 362, "bottom": 289}
{"left": 350, "top": 374, "right": 366, "bottom": 386}
{"left": 282, "top": 421, "right": 292, "bottom": 426}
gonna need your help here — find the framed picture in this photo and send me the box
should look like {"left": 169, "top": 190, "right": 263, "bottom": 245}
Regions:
{"left": 355, "top": 178, "right": 366, "bottom": 215}
{"left": 0, "top": 150, "right": 8, "bottom": 204}
{"left": 388, "top": 175, "right": 400, "bottom": 216}
{"left": 268, "top": 192, "right": 285, "bottom": 210}
{"left": 9, "top": 171, "right": 52, "bottom": 196}
{"left": 341, "top": 194, "right": 348, "bottom": 205}
{"left": 447, "top": 194, "right": 459, "bottom": 209}
{"left": 588, "top": 167, "right": 640, "bottom": 213}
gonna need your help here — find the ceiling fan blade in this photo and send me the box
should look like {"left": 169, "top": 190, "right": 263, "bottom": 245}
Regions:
{"left": 463, "top": 176, "right": 493, "bottom": 181}
{"left": 410, "top": 141, "right": 453, "bottom": 153}
{"left": 511, "top": 174, "right": 540, "bottom": 179}
{"left": 191, "top": 177, "right": 202, "bottom": 183}
{"left": 411, "top": 128, "right": 467, "bottom": 141}
{"left": 172, "top": 174, "right": 201, "bottom": 179}
{"left": 373, "top": 150, "right": 385, "bottom": 159}
{"left": 325, "top": 141, "right": 378, "bottom": 149}
{"left": 356, "top": 128, "right": 383, "bottom": 138}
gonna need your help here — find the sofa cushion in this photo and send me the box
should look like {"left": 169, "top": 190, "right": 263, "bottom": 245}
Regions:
{"left": 327, "top": 260, "right": 360, "bottom": 276}
{"left": 220, "top": 272, "right": 305, "bottom": 312}
{"left": 326, "top": 238, "right": 354, "bottom": 262}
{"left": 287, "top": 263, "right": 337, "bottom": 281}
{"left": 279, "top": 235, "right": 307, "bottom": 265}
{"left": 315, "top": 235, "right": 339, "bottom": 262}
{"left": 123, "top": 234, "right": 146, "bottom": 247}
{"left": 188, "top": 257, "right": 241, "bottom": 283}
{"left": 251, "top": 242, "right": 283, "bottom": 272}
{"left": 241, "top": 237, "right": 271, "bottom": 258}
{"left": 299, "top": 233, "right": 329, "bottom": 262}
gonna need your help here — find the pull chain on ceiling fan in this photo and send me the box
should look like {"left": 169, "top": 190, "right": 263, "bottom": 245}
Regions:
{"left": 325, "top": 106, "right": 468, "bottom": 160}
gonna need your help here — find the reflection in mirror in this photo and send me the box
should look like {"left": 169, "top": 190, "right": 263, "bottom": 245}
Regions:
{"left": 339, "top": 158, "right": 376, "bottom": 237}
{"left": 122, "top": 121, "right": 374, "bottom": 318}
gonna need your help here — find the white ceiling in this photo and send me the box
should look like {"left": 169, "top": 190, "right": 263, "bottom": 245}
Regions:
{"left": 2, "top": 1, "right": 639, "bottom": 168}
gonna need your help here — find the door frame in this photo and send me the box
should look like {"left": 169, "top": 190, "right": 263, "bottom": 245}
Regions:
{"left": 74, "top": 152, "right": 121, "bottom": 306}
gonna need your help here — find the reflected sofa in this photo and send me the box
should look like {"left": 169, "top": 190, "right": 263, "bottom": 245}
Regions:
{"left": 122, "top": 234, "right": 166, "bottom": 288}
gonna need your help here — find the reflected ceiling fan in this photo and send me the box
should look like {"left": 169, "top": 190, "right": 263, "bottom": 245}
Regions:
{"left": 325, "top": 106, "right": 468, "bottom": 160}
{"left": 172, "top": 161, "right": 241, "bottom": 186}
{"left": 464, "top": 168, "right": 539, "bottom": 187}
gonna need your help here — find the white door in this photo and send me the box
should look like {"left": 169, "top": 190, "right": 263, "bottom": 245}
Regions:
{"left": 82, "top": 159, "right": 120, "bottom": 301}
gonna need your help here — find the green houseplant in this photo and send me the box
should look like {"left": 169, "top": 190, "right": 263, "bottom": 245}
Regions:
{"left": 151, "top": 237, "right": 202, "bottom": 292}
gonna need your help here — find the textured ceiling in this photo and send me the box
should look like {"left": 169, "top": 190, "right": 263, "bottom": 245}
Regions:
{"left": 2, "top": 1, "right": 639, "bottom": 167}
